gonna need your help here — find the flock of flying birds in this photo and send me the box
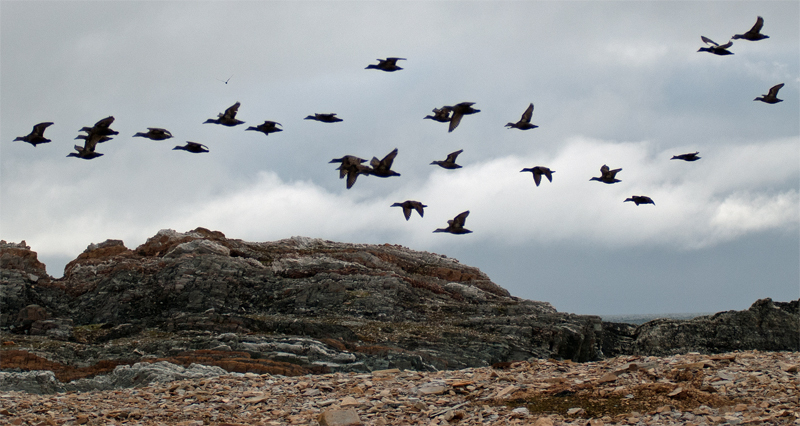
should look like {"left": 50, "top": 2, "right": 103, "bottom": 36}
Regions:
{"left": 12, "top": 17, "right": 786, "bottom": 235}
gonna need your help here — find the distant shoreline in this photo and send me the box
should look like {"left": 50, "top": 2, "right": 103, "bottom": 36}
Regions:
{"left": 599, "top": 312, "right": 716, "bottom": 325}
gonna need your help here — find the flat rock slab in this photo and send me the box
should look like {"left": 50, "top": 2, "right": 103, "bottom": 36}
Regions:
{"left": 318, "top": 409, "right": 361, "bottom": 426}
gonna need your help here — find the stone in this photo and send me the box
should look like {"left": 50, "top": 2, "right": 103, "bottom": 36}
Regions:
{"left": 317, "top": 409, "right": 361, "bottom": 426}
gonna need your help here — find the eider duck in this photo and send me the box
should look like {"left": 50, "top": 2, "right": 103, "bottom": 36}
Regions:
{"left": 754, "top": 83, "right": 784, "bottom": 104}
{"left": 204, "top": 102, "right": 244, "bottom": 126}
{"left": 369, "top": 148, "right": 401, "bottom": 178}
{"left": 520, "top": 166, "right": 554, "bottom": 186}
{"left": 424, "top": 107, "right": 452, "bottom": 123}
{"left": 671, "top": 152, "right": 701, "bottom": 161}
{"left": 366, "top": 57, "right": 406, "bottom": 72}
{"left": 305, "top": 113, "right": 342, "bottom": 123}
{"left": 391, "top": 200, "right": 427, "bottom": 220}
{"left": 506, "top": 103, "right": 538, "bottom": 130}
{"left": 431, "top": 149, "right": 463, "bottom": 169}
{"left": 433, "top": 211, "right": 472, "bottom": 234}
{"left": 133, "top": 128, "right": 173, "bottom": 140}
{"left": 173, "top": 141, "right": 209, "bottom": 153}
{"left": 445, "top": 102, "right": 480, "bottom": 132}
{"left": 698, "top": 36, "right": 734, "bottom": 55}
{"left": 246, "top": 121, "right": 283, "bottom": 135}
{"left": 732, "top": 16, "right": 769, "bottom": 41}
{"left": 624, "top": 195, "right": 655, "bottom": 206}
{"left": 14, "top": 122, "right": 53, "bottom": 147}
{"left": 590, "top": 164, "right": 622, "bottom": 184}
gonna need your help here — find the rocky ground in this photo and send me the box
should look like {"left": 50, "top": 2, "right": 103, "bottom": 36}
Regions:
{"left": 1, "top": 350, "right": 798, "bottom": 425}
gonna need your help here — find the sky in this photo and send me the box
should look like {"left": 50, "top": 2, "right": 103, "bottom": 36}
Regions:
{"left": 1, "top": 1, "right": 798, "bottom": 316}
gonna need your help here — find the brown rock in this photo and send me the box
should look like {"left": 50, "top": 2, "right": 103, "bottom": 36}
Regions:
{"left": 318, "top": 409, "right": 361, "bottom": 426}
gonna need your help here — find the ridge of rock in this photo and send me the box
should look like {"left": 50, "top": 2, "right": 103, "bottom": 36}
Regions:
{"left": 1, "top": 228, "right": 797, "bottom": 393}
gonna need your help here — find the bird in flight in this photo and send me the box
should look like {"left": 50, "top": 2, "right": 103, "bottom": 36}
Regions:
{"left": 133, "top": 128, "right": 173, "bottom": 140}
{"left": 173, "top": 141, "right": 209, "bottom": 153}
{"left": 698, "top": 36, "right": 733, "bottom": 55}
{"left": 369, "top": 148, "right": 401, "bottom": 178}
{"left": 216, "top": 75, "right": 233, "bottom": 84}
{"left": 520, "top": 166, "right": 554, "bottom": 186}
{"left": 246, "top": 121, "right": 283, "bottom": 136}
{"left": 754, "top": 83, "right": 784, "bottom": 104}
{"left": 14, "top": 122, "right": 53, "bottom": 147}
{"left": 431, "top": 150, "right": 463, "bottom": 169}
{"left": 624, "top": 195, "right": 655, "bottom": 206}
{"left": 506, "top": 103, "right": 538, "bottom": 130}
{"left": 305, "top": 113, "right": 343, "bottom": 123}
{"left": 445, "top": 102, "right": 480, "bottom": 132}
{"left": 590, "top": 164, "right": 622, "bottom": 184}
{"left": 391, "top": 200, "right": 427, "bottom": 221}
{"left": 366, "top": 58, "right": 406, "bottom": 72}
{"left": 671, "top": 152, "right": 701, "bottom": 161}
{"left": 204, "top": 102, "right": 244, "bottom": 126}
{"left": 732, "top": 16, "right": 769, "bottom": 41}
{"left": 424, "top": 107, "right": 452, "bottom": 123}
{"left": 434, "top": 211, "right": 472, "bottom": 234}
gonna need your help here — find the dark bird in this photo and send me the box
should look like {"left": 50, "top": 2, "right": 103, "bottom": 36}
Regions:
{"left": 246, "top": 121, "right": 283, "bottom": 136}
{"left": 732, "top": 16, "right": 769, "bottom": 41}
{"left": 369, "top": 148, "right": 401, "bottom": 178}
{"left": 76, "top": 134, "right": 112, "bottom": 144}
{"left": 590, "top": 164, "right": 622, "bottom": 184}
{"left": 424, "top": 107, "right": 452, "bottom": 123}
{"left": 78, "top": 116, "right": 118, "bottom": 136}
{"left": 173, "top": 141, "right": 209, "bottom": 153}
{"left": 698, "top": 36, "right": 733, "bottom": 55}
{"left": 520, "top": 166, "right": 555, "bottom": 186}
{"left": 671, "top": 152, "right": 701, "bottom": 161}
{"left": 431, "top": 149, "right": 463, "bottom": 169}
{"left": 391, "top": 200, "right": 426, "bottom": 220}
{"left": 67, "top": 131, "right": 105, "bottom": 159}
{"left": 366, "top": 57, "right": 406, "bottom": 72}
{"left": 624, "top": 195, "right": 655, "bottom": 206}
{"left": 204, "top": 102, "right": 244, "bottom": 126}
{"left": 445, "top": 102, "right": 480, "bottom": 132}
{"left": 14, "top": 122, "right": 53, "bottom": 147}
{"left": 330, "top": 155, "right": 371, "bottom": 189}
{"left": 216, "top": 75, "right": 233, "bottom": 84}
{"left": 754, "top": 83, "right": 784, "bottom": 104}
{"left": 433, "top": 211, "right": 472, "bottom": 234}
{"left": 305, "top": 113, "right": 343, "bottom": 123}
{"left": 133, "top": 128, "right": 173, "bottom": 140}
{"left": 506, "top": 103, "right": 538, "bottom": 130}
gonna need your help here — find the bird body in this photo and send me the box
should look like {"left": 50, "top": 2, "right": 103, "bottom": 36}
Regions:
{"left": 434, "top": 211, "right": 472, "bottom": 234}
{"left": 445, "top": 102, "right": 480, "bottom": 132}
{"left": 204, "top": 102, "right": 244, "bottom": 126}
{"left": 246, "top": 121, "right": 283, "bottom": 135}
{"left": 305, "top": 113, "right": 342, "bottom": 123}
{"left": 671, "top": 152, "right": 701, "bottom": 161}
{"left": 173, "top": 141, "right": 209, "bottom": 153}
{"left": 624, "top": 195, "right": 655, "bottom": 206}
{"left": 67, "top": 143, "right": 103, "bottom": 160}
{"left": 391, "top": 200, "right": 426, "bottom": 220}
{"left": 133, "top": 127, "right": 173, "bottom": 140}
{"left": 698, "top": 36, "right": 733, "bottom": 55}
{"left": 754, "top": 83, "right": 784, "bottom": 104}
{"left": 424, "top": 107, "right": 452, "bottom": 123}
{"left": 369, "top": 148, "right": 400, "bottom": 178}
{"left": 14, "top": 122, "right": 53, "bottom": 147}
{"left": 366, "top": 57, "right": 406, "bottom": 72}
{"left": 733, "top": 16, "right": 769, "bottom": 41}
{"left": 431, "top": 149, "right": 463, "bottom": 169}
{"left": 520, "top": 166, "right": 554, "bottom": 186}
{"left": 590, "top": 164, "right": 622, "bottom": 184}
{"left": 506, "top": 103, "right": 538, "bottom": 130}
{"left": 330, "top": 155, "right": 371, "bottom": 188}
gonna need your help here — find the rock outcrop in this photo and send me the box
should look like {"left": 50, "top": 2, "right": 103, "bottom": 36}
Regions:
{"left": 1, "top": 228, "right": 797, "bottom": 392}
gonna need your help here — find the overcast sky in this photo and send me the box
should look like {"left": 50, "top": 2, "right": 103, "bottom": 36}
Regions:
{"left": 2, "top": 1, "right": 798, "bottom": 316}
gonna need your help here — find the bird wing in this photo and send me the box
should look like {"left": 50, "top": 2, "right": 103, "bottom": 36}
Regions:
{"left": 718, "top": 40, "right": 733, "bottom": 49}
{"left": 542, "top": 167, "right": 553, "bottom": 182}
{"left": 346, "top": 169, "right": 360, "bottom": 189}
{"left": 520, "top": 103, "right": 534, "bottom": 123}
{"left": 751, "top": 16, "right": 764, "bottom": 34}
{"left": 412, "top": 202, "right": 425, "bottom": 218}
{"left": 453, "top": 211, "right": 470, "bottom": 227}
{"left": 446, "top": 149, "right": 463, "bottom": 163}
{"left": 381, "top": 148, "right": 399, "bottom": 169}
{"left": 370, "top": 157, "right": 381, "bottom": 169}
{"left": 33, "top": 122, "right": 54, "bottom": 134}
{"left": 402, "top": 205, "right": 412, "bottom": 220}
{"left": 532, "top": 169, "right": 542, "bottom": 186}
{"left": 600, "top": 164, "right": 610, "bottom": 174}
{"left": 768, "top": 83, "right": 784, "bottom": 96}
{"left": 701, "top": 36, "right": 718, "bottom": 46}
{"left": 448, "top": 111, "right": 463, "bottom": 132}
{"left": 84, "top": 132, "right": 103, "bottom": 152}
{"left": 223, "top": 102, "right": 241, "bottom": 119}
{"left": 94, "top": 116, "right": 114, "bottom": 128}
{"left": 607, "top": 168, "right": 622, "bottom": 178}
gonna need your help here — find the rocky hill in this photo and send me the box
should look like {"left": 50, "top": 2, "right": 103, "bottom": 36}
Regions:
{"left": 1, "top": 228, "right": 797, "bottom": 385}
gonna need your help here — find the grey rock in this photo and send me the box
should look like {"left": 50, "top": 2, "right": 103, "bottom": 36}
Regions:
{"left": 64, "top": 361, "right": 228, "bottom": 393}
{"left": 0, "top": 370, "right": 65, "bottom": 394}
